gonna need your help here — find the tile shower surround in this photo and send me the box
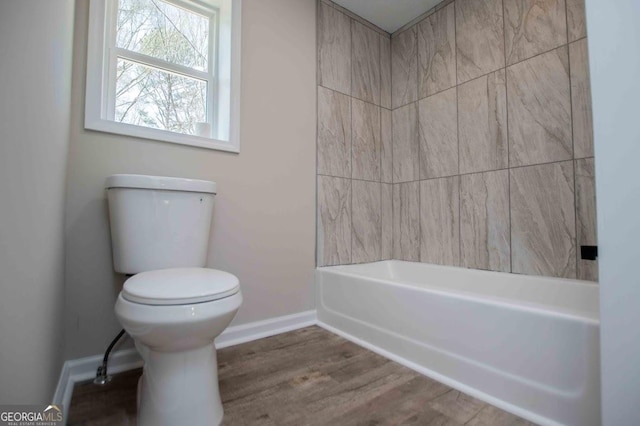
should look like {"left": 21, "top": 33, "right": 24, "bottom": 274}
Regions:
{"left": 316, "top": 0, "right": 596, "bottom": 281}
{"left": 317, "top": 0, "right": 393, "bottom": 267}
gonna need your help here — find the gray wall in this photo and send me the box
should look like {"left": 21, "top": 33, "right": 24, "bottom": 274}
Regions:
{"left": 318, "top": 0, "right": 598, "bottom": 282}
{"left": 316, "top": 1, "right": 394, "bottom": 266}
{"left": 64, "top": 0, "right": 317, "bottom": 359}
{"left": 586, "top": 0, "right": 640, "bottom": 423}
{"left": 0, "top": 0, "right": 74, "bottom": 403}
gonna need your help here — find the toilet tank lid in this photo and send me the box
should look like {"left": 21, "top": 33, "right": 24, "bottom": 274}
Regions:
{"left": 106, "top": 174, "right": 216, "bottom": 194}
{"left": 122, "top": 268, "right": 239, "bottom": 305}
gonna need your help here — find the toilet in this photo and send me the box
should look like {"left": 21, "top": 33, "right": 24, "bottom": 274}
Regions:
{"left": 106, "top": 174, "right": 242, "bottom": 426}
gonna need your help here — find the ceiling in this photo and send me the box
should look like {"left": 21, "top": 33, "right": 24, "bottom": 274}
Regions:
{"left": 332, "top": 0, "right": 442, "bottom": 33}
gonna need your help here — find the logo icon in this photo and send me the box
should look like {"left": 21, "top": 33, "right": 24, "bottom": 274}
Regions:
{"left": 44, "top": 405, "right": 62, "bottom": 414}
{"left": 0, "top": 404, "right": 64, "bottom": 425}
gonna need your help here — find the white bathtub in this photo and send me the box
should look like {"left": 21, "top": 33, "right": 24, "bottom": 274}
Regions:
{"left": 316, "top": 261, "right": 600, "bottom": 426}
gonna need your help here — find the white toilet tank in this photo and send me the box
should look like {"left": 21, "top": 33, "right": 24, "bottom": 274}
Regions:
{"left": 106, "top": 174, "right": 217, "bottom": 274}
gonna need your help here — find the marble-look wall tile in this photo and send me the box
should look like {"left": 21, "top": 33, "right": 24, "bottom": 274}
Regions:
{"left": 459, "top": 70, "right": 507, "bottom": 174}
{"left": 436, "top": 0, "right": 455, "bottom": 10}
{"left": 503, "top": 0, "right": 567, "bottom": 65}
{"left": 352, "top": 180, "right": 382, "bottom": 263}
{"left": 380, "top": 35, "right": 392, "bottom": 109}
{"left": 418, "top": 87, "right": 458, "bottom": 179}
{"left": 380, "top": 108, "right": 393, "bottom": 183}
{"left": 317, "top": 176, "right": 352, "bottom": 266}
{"left": 392, "top": 103, "right": 420, "bottom": 183}
{"left": 317, "top": 0, "right": 597, "bottom": 280}
{"left": 392, "top": 8, "right": 437, "bottom": 39}
{"left": 381, "top": 183, "right": 393, "bottom": 260}
{"left": 352, "top": 99, "right": 381, "bottom": 181}
{"left": 318, "top": 86, "right": 351, "bottom": 178}
{"left": 420, "top": 176, "right": 460, "bottom": 266}
{"left": 575, "top": 158, "right": 598, "bottom": 281}
{"left": 460, "top": 170, "right": 510, "bottom": 272}
{"left": 352, "top": 21, "right": 380, "bottom": 105}
{"left": 393, "top": 182, "right": 420, "bottom": 261}
{"left": 510, "top": 162, "right": 576, "bottom": 278}
{"left": 318, "top": 2, "right": 351, "bottom": 94}
{"left": 570, "top": 38, "right": 594, "bottom": 158}
{"left": 330, "top": 0, "right": 388, "bottom": 36}
{"left": 566, "top": 0, "right": 587, "bottom": 42}
{"left": 507, "top": 47, "right": 572, "bottom": 167}
{"left": 392, "top": 27, "right": 418, "bottom": 109}
{"left": 418, "top": 3, "right": 456, "bottom": 98}
{"left": 455, "top": 0, "right": 505, "bottom": 84}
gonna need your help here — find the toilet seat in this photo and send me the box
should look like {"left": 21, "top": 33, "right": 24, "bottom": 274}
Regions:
{"left": 122, "top": 268, "right": 239, "bottom": 305}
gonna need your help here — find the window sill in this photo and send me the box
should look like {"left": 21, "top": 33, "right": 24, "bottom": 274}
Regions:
{"left": 85, "top": 118, "right": 239, "bottom": 153}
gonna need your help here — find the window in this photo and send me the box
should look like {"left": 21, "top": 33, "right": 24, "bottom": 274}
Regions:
{"left": 86, "top": 0, "right": 241, "bottom": 152}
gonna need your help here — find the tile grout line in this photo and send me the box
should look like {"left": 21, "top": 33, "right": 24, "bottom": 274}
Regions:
{"left": 392, "top": 7, "right": 435, "bottom": 39}
{"left": 454, "top": 0, "right": 461, "bottom": 267}
{"left": 378, "top": 29, "right": 383, "bottom": 261}
{"left": 565, "top": 0, "right": 579, "bottom": 279}
{"left": 390, "top": 31, "right": 395, "bottom": 260}
{"left": 504, "top": 39, "right": 581, "bottom": 70}
{"left": 391, "top": 38, "right": 588, "bottom": 112}
{"left": 501, "top": 0, "right": 513, "bottom": 274}
{"left": 349, "top": 16, "right": 354, "bottom": 265}
{"left": 413, "top": 20, "right": 420, "bottom": 262}
{"left": 316, "top": 0, "right": 321, "bottom": 267}
{"left": 391, "top": 0, "right": 456, "bottom": 40}
{"left": 326, "top": 0, "right": 390, "bottom": 38}
{"left": 340, "top": 156, "right": 592, "bottom": 187}
{"left": 383, "top": 33, "right": 392, "bottom": 261}
{"left": 350, "top": 100, "right": 354, "bottom": 265}
{"left": 390, "top": 37, "right": 396, "bottom": 260}
{"left": 415, "top": 26, "right": 421, "bottom": 262}
{"left": 319, "top": 83, "right": 392, "bottom": 115}
{"left": 388, "top": 35, "right": 589, "bottom": 113}
{"left": 315, "top": 90, "right": 319, "bottom": 266}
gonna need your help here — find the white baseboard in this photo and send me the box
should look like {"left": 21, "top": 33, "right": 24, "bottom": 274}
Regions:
{"left": 53, "top": 309, "right": 317, "bottom": 421}
{"left": 53, "top": 347, "right": 143, "bottom": 422}
{"left": 215, "top": 310, "right": 317, "bottom": 349}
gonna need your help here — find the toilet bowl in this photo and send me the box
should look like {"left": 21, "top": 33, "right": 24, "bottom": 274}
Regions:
{"left": 106, "top": 174, "right": 241, "bottom": 425}
{"left": 115, "top": 267, "right": 242, "bottom": 426}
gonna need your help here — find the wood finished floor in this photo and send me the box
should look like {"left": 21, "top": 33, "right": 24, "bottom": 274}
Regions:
{"left": 67, "top": 326, "right": 535, "bottom": 426}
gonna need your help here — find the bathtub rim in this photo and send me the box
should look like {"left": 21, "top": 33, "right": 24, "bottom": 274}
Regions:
{"left": 317, "top": 260, "right": 599, "bottom": 324}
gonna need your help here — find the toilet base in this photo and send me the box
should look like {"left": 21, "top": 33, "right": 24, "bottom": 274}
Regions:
{"left": 136, "top": 342, "right": 224, "bottom": 426}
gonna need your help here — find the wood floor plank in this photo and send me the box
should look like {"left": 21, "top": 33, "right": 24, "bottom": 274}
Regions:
{"left": 428, "top": 389, "right": 487, "bottom": 424}
{"left": 333, "top": 376, "right": 453, "bottom": 425}
{"left": 277, "top": 363, "right": 417, "bottom": 425}
{"left": 219, "top": 339, "right": 363, "bottom": 403}
{"left": 67, "top": 368, "right": 139, "bottom": 426}
{"left": 67, "top": 326, "right": 536, "bottom": 426}
{"left": 466, "top": 405, "right": 537, "bottom": 426}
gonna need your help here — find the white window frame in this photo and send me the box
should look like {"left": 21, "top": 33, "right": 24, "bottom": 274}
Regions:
{"left": 85, "top": 0, "right": 241, "bottom": 153}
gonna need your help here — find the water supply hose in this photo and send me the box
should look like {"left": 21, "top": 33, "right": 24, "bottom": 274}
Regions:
{"left": 94, "top": 329, "right": 126, "bottom": 385}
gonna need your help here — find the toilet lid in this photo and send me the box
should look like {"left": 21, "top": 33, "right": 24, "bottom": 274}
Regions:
{"left": 122, "top": 268, "right": 239, "bottom": 305}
